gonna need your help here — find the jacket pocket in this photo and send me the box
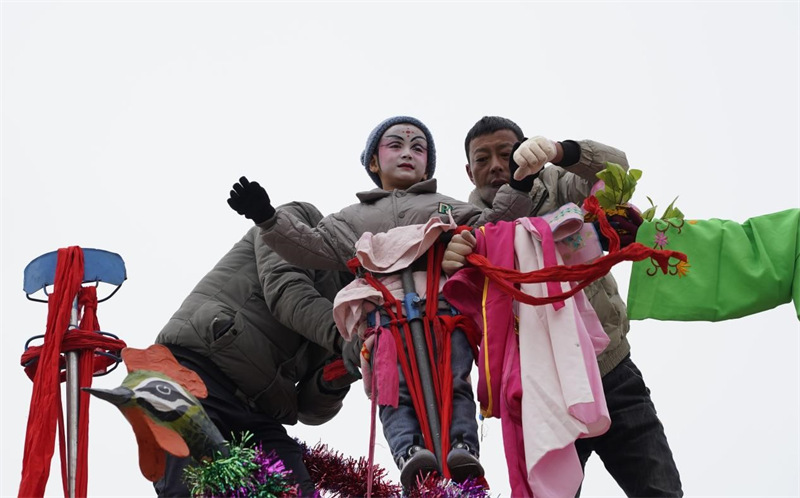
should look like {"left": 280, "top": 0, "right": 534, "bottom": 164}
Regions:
{"left": 188, "top": 301, "right": 239, "bottom": 349}
{"left": 251, "top": 343, "right": 309, "bottom": 424}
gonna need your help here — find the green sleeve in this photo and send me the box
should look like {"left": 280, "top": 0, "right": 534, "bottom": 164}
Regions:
{"left": 627, "top": 208, "right": 800, "bottom": 322}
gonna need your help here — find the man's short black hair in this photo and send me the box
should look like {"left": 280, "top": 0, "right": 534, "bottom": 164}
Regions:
{"left": 464, "top": 116, "right": 525, "bottom": 161}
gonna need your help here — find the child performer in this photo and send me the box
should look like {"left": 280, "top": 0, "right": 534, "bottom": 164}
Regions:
{"left": 227, "top": 116, "right": 536, "bottom": 490}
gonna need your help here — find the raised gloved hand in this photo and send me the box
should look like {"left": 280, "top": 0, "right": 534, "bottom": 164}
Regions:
{"left": 227, "top": 176, "right": 275, "bottom": 224}
{"left": 340, "top": 336, "right": 364, "bottom": 380}
{"left": 442, "top": 230, "right": 477, "bottom": 276}
{"left": 512, "top": 136, "right": 557, "bottom": 179}
{"left": 594, "top": 207, "right": 644, "bottom": 251}
{"left": 508, "top": 136, "right": 557, "bottom": 192}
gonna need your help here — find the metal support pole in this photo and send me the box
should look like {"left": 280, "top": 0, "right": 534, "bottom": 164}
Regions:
{"left": 65, "top": 296, "right": 80, "bottom": 498}
{"left": 401, "top": 268, "right": 443, "bottom": 469}
{"left": 22, "top": 247, "right": 128, "bottom": 498}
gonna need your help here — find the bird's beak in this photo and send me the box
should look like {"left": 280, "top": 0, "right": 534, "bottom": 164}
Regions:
{"left": 82, "top": 386, "right": 133, "bottom": 406}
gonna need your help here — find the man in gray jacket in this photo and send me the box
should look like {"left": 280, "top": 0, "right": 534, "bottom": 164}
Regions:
{"left": 154, "top": 201, "right": 359, "bottom": 497}
{"left": 462, "top": 116, "right": 683, "bottom": 497}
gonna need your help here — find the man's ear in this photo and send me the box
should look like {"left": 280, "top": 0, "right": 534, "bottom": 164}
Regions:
{"left": 465, "top": 163, "right": 476, "bottom": 185}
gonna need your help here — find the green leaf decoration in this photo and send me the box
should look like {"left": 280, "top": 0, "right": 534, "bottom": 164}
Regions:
{"left": 595, "top": 189, "right": 619, "bottom": 211}
{"left": 620, "top": 174, "right": 636, "bottom": 205}
{"left": 661, "top": 196, "right": 683, "bottom": 220}
{"left": 595, "top": 162, "right": 639, "bottom": 208}
{"left": 594, "top": 164, "right": 684, "bottom": 221}
{"left": 665, "top": 205, "right": 684, "bottom": 220}
{"left": 595, "top": 162, "right": 625, "bottom": 199}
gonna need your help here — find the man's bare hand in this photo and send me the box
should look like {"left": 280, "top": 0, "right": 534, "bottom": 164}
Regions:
{"left": 442, "top": 230, "right": 477, "bottom": 276}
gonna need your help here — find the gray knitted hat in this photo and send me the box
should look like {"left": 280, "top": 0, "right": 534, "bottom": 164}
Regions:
{"left": 360, "top": 116, "right": 437, "bottom": 187}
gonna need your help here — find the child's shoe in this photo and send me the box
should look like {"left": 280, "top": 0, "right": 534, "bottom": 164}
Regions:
{"left": 398, "top": 445, "right": 439, "bottom": 491}
{"left": 446, "top": 440, "right": 484, "bottom": 483}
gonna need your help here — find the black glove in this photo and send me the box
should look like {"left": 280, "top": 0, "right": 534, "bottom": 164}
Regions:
{"left": 227, "top": 176, "right": 275, "bottom": 224}
{"left": 341, "top": 336, "right": 364, "bottom": 380}
{"left": 508, "top": 139, "right": 536, "bottom": 193}
{"left": 593, "top": 207, "right": 644, "bottom": 251}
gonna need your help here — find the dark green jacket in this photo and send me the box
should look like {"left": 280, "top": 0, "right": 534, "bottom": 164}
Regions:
{"left": 156, "top": 202, "right": 351, "bottom": 425}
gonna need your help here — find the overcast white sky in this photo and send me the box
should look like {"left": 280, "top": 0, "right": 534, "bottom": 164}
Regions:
{"left": 2, "top": 2, "right": 799, "bottom": 497}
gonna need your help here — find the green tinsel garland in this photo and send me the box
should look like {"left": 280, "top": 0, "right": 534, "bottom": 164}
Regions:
{"left": 183, "top": 432, "right": 298, "bottom": 497}
{"left": 184, "top": 433, "right": 490, "bottom": 497}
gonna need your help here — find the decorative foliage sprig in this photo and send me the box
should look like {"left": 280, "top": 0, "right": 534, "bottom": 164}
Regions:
{"left": 594, "top": 162, "right": 641, "bottom": 211}
{"left": 593, "top": 162, "right": 684, "bottom": 221}
{"left": 641, "top": 195, "right": 684, "bottom": 222}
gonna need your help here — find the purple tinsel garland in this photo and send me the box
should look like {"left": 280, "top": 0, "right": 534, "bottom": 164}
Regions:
{"left": 187, "top": 435, "right": 490, "bottom": 497}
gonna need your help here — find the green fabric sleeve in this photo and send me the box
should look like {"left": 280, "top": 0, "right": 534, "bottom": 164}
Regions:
{"left": 627, "top": 208, "right": 800, "bottom": 322}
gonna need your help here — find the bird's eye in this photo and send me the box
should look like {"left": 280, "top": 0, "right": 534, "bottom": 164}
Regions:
{"left": 156, "top": 384, "right": 171, "bottom": 395}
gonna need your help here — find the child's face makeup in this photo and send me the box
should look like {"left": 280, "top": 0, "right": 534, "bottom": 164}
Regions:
{"left": 369, "top": 124, "right": 428, "bottom": 191}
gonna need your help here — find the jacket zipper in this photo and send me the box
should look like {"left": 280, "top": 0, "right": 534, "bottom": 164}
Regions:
{"left": 531, "top": 188, "right": 549, "bottom": 216}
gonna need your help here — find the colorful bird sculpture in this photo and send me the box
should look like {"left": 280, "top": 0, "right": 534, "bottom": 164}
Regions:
{"left": 83, "top": 344, "right": 227, "bottom": 482}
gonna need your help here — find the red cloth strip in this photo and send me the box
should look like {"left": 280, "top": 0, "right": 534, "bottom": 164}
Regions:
{"left": 18, "top": 247, "right": 126, "bottom": 498}
{"left": 466, "top": 242, "right": 685, "bottom": 306}
{"left": 21, "top": 330, "right": 126, "bottom": 382}
{"left": 350, "top": 242, "right": 484, "bottom": 484}
{"left": 19, "top": 247, "right": 85, "bottom": 497}
{"left": 321, "top": 358, "right": 348, "bottom": 382}
{"left": 463, "top": 195, "right": 686, "bottom": 306}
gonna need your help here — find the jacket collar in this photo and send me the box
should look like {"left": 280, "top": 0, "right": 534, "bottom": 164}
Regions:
{"left": 356, "top": 178, "right": 439, "bottom": 203}
{"left": 467, "top": 188, "right": 491, "bottom": 210}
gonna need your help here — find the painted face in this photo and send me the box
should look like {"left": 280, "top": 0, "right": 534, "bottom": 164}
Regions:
{"left": 369, "top": 124, "right": 428, "bottom": 191}
{"left": 465, "top": 129, "right": 519, "bottom": 205}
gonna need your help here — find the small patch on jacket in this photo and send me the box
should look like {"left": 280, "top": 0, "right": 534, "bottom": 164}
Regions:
{"left": 437, "top": 202, "right": 453, "bottom": 215}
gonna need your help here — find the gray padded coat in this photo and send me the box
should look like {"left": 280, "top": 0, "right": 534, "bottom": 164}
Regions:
{"left": 258, "top": 179, "right": 533, "bottom": 271}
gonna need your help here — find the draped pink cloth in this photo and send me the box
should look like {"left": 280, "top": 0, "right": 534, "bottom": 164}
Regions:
{"left": 333, "top": 218, "right": 451, "bottom": 404}
{"left": 443, "top": 207, "right": 610, "bottom": 498}
{"left": 353, "top": 215, "right": 455, "bottom": 274}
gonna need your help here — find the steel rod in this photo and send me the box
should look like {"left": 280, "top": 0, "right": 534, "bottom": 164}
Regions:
{"left": 66, "top": 297, "right": 79, "bottom": 498}
{"left": 401, "top": 268, "right": 443, "bottom": 468}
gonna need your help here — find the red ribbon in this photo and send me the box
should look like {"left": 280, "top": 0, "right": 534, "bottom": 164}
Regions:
{"left": 464, "top": 196, "right": 687, "bottom": 306}
{"left": 18, "top": 247, "right": 126, "bottom": 498}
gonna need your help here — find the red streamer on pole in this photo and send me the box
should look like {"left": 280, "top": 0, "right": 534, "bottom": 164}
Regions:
{"left": 18, "top": 247, "right": 126, "bottom": 497}
{"left": 349, "top": 243, "right": 484, "bottom": 486}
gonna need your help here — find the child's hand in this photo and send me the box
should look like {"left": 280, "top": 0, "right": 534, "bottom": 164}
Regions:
{"left": 442, "top": 230, "right": 477, "bottom": 275}
{"left": 227, "top": 176, "right": 275, "bottom": 224}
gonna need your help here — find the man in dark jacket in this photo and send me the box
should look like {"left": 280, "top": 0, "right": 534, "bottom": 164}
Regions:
{"left": 461, "top": 116, "right": 682, "bottom": 497}
{"left": 154, "top": 201, "right": 359, "bottom": 497}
